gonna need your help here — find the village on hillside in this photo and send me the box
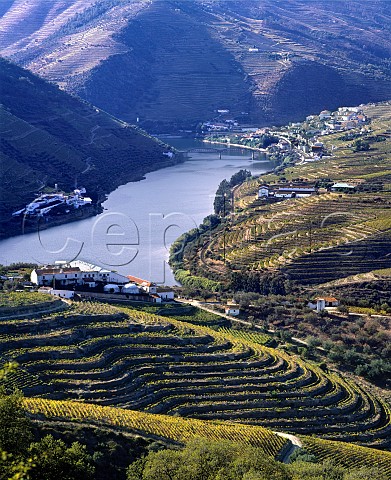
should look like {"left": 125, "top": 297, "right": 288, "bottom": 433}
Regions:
{"left": 202, "top": 105, "right": 370, "bottom": 162}
{"left": 201, "top": 105, "right": 375, "bottom": 202}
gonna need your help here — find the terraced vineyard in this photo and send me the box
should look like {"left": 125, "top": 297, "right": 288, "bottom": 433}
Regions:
{"left": 2, "top": 1, "right": 390, "bottom": 128}
{"left": 22, "top": 397, "right": 287, "bottom": 458}
{"left": 1, "top": 299, "right": 390, "bottom": 450}
{"left": 22, "top": 397, "right": 391, "bottom": 473}
{"left": 177, "top": 102, "right": 391, "bottom": 286}
{"left": 188, "top": 192, "right": 391, "bottom": 285}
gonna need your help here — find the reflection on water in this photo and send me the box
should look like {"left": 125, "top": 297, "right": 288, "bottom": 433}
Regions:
{"left": 0, "top": 139, "right": 272, "bottom": 285}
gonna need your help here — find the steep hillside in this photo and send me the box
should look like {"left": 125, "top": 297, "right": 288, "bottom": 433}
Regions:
{"left": 1, "top": 0, "right": 390, "bottom": 129}
{"left": 172, "top": 102, "right": 391, "bottom": 287}
{"left": 0, "top": 58, "right": 178, "bottom": 237}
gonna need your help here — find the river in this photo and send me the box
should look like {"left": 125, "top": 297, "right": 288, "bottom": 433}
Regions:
{"left": 0, "top": 139, "right": 272, "bottom": 285}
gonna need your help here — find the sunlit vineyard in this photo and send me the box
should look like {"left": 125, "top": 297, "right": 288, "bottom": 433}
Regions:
{"left": 218, "top": 327, "right": 271, "bottom": 345}
{"left": 0, "top": 291, "right": 57, "bottom": 308}
{"left": 22, "top": 397, "right": 287, "bottom": 458}
{"left": 1, "top": 300, "right": 390, "bottom": 451}
{"left": 302, "top": 436, "right": 391, "bottom": 474}
{"left": 184, "top": 192, "right": 391, "bottom": 285}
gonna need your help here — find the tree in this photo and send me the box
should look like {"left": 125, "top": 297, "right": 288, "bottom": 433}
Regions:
{"left": 288, "top": 459, "right": 344, "bottom": 480}
{"left": 214, "top": 180, "right": 231, "bottom": 216}
{"left": 0, "top": 363, "right": 33, "bottom": 479}
{"left": 139, "top": 448, "right": 182, "bottom": 480}
{"left": 28, "top": 435, "right": 94, "bottom": 480}
{"left": 344, "top": 467, "right": 389, "bottom": 480}
{"left": 0, "top": 390, "right": 32, "bottom": 456}
{"left": 353, "top": 139, "right": 370, "bottom": 152}
{"left": 127, "top": 438, "right": 290, "bottom": 480}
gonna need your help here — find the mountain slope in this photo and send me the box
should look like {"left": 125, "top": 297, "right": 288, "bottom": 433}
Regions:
{"left": 0, "top": 0, "right": 390, "bottom": 129}
{"left": 0, "top": 58, "right": 177, "bottom": 236}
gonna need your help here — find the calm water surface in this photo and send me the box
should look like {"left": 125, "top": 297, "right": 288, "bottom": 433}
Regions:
{"left": 0, "top": 139, "right": 272, "bottom": 284}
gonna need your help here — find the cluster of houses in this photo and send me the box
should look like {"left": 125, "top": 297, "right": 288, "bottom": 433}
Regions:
{"left": 317, "top": 106, "right": 367, "bottom": 132}
{"left": 12, "top": 187, "right": 92, "bottom": 219}
{"left": 202, "top": 104, "right": 371, "bottom": 169}
{"left": 32, "top": 261, "right": 174, "bottom": 303}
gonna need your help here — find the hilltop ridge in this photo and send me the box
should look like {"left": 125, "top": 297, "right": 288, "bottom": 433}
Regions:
{"left": 1, "top": 0, "right": 390, "bottom": 130}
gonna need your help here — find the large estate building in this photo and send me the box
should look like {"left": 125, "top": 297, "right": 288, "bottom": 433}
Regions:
{"left": 31, "top": 260, "right": 129, "bottom": 287}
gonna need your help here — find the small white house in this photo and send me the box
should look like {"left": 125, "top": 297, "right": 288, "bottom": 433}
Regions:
{"left": 258, "top": 185, "right": 270, "bottom": 198}
{"left": 156, "top": 287, "right": 175, "bottom": 301}
{"left": 51, "top": 289, "right": 75, "bottom": 299}
{"left": 331, "top": 183, "right": 356, "bottom": 192}
{"left": 225, "top": 304, "right": 240, "bottom": 316}
{"left": 319, "top": 110, "right": 331, "bottom": 120}
{"left": 38, "top": 287, "right": 74, "bottom": 299}
{"left": 308, "top": 297, "right": 339, "bottom": 312}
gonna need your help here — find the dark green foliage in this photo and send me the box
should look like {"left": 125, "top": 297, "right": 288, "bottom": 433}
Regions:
{"left": 230, "top": 271, "right": 290, "bottom": 295}
{"left": 214, "top": 170, "right": 252, "bottom": 215}
{"left": 229, "top": 170, "right": 252, "bottom": 187}
{"left": 214, "top": 179, "right": 232, "bottom": 215}
{"left": 0, "top": 390, "right": 32, "bottom": 456}
{"left": 28, "top": 435, "right": 94, "bottom": 480}
{"left": 352, "top": 139, "right": 370, "bottom": 151}
{"left": 174, "top": 269, "right": 221, "bottom": 292}
{"left": 127, "top": 438, "right": 290, "bottom": 480}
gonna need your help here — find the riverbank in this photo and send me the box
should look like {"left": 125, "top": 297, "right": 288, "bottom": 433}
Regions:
{"left": 0, "top": 142, "right": 273, "bottom": 282}
{"left": 0, "top": 152, "right": 184, "bottom": 242}
{"left": 1, "top": 204, "right": 102, "bottom": 240}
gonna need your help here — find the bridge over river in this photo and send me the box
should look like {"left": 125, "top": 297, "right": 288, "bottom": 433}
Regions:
{"left": 179, "top": 146, "right": 259, "bottom": 159}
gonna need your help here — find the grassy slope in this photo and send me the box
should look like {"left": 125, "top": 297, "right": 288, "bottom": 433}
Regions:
{"left": 0, "top": 58, "right": 179, "bottom": 235}
{"left": 179, "top": 102, "right": 391, "bottom": 286}
{"left": 1, "top": 1, "right": 390, "bottom": 128}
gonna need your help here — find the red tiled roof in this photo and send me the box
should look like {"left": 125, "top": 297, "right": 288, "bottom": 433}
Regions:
{"left": 127, "top": 275, "right": 152, "bottom": 287}
{"left": 316, "top": 297, "right": 338, "bottom": 302}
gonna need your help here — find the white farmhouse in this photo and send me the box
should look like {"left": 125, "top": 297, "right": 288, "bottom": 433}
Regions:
{"left": 225, "top": 303, "right": 240, "bottom": 316}
{"left": 31, "top": 260, "right": 129, "bottom": 287}
{"left": 308, "top": 297, "right": 339, "bottom": 312}
{"left": 258, "top": 185, "right": 270, "bottom": 198}
{"left": 70, "top": 260, "right": 129, "bottom": 284}
{"left": 275, "top": 187, "right": 316, "bottom": 198}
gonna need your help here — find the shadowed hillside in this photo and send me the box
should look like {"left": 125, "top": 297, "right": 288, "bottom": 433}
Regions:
{"left": 0, "top": 58, "right": 179, "bottom": 237}
{"left": 1, "top": 0, "right": 390, "bottom": 129}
